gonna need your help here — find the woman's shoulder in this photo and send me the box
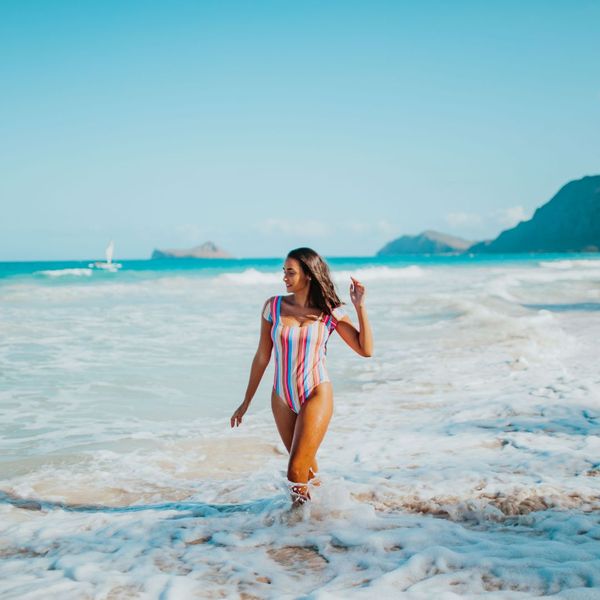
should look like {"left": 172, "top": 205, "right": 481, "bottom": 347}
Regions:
{"left": 261, "top": 295, "right": 280, "bottom": 322}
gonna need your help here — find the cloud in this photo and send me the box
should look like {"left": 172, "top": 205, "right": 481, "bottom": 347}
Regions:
{"left": 375, "top": 220, "right": 400, "bottom": 236}
{"left": 342, "top": 221, "right": 372, "bottom": 234}
{"left": 255, "top": 218, "right": 330, "bottom": 237}
{"left": 445, "top": 212, "right": 484, "bottom": 228}
{"left": 252, "top": 220, "right": 401, "bottom": 249}
{"left": 444, "top": 206, "right": 531, "bottom": 237}
{"left": 341, "top": 220, "right": 400, "bottom": 236}
{"left": 493, "top": 205, "right": 529, "bottom": 228}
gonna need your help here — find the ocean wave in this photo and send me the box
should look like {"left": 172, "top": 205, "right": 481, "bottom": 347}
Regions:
{"left": 215, "top": 265, "right": 425, "bottom": 286}
{"left": 217, "top": 268, "right": 281, "bottom": 284}
{"left": 539, "top": 259, "right": 600, "bottom": 269}
{"left": 34, "top": 268, "right": 93, "bottom": 277}
{"left": 333, "top": 265, "right": 425, "bottom": 282}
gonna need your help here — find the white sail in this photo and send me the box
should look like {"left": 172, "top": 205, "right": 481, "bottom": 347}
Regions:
{"left": 105, "top": 240, "right": 114, "bottom": 264}
{"left": 89, "top": 240, "right": 121, "bottom": 271}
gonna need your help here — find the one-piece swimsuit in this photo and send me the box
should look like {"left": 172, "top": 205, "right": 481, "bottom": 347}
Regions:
{"left": 262, "top": 295, "right": 346, "bottom": 414}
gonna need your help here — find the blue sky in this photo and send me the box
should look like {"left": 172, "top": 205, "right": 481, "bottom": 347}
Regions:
{"left": 1, "top": 0, "right": 599, "bottom": 260}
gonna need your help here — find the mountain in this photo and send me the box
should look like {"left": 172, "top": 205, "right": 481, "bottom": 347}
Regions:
{"left": 377, "top": 230, "right": 473, "bottom": 255}
{"left": 469, "top": 175, "right": 600, "bottom": 253}
{"left": 151, "top": 241, "right": 234, "bottom": 259}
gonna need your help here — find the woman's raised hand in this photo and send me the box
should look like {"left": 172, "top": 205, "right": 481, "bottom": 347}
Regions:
{"left": 230, "top": 401, "right": 249, "bottom": 428}
{"left": 350, "top": 276, "right": 366, "bottom": 307}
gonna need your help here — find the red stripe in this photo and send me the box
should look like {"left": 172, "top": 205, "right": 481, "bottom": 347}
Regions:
{"left": 281, "top": 322, "right": 292, "bottom": 409}
{"left": 297, "top": 326, "right": 308, "bottom": 404}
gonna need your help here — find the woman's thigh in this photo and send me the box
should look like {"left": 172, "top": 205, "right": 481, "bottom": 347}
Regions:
{"left": 290, "top": 382, "right": 333, "bottom": 463}
{"left": 271, "top": 389, "right": 297, "bottom": 452}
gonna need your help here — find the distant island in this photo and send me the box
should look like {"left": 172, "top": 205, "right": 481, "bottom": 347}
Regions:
{"left": 378, "top": 175, "right": 600, "bottom": 255}
{"left": 151, "top": 241, "right": 234, "bottom": 259}
{"left": 377, "top": 230, "right": 472, "bottom": 255}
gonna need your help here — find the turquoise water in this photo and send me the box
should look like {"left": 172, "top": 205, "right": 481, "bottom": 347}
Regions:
{"left": 2, "top": 252, "right": 598, "bottom": 281}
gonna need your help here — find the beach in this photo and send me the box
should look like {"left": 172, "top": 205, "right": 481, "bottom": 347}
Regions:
{"left": 1, "top": 255, "right": 599, "bottom": 598}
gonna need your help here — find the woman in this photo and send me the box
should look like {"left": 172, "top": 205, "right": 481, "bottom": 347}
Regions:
{"left": 230, "top": 247, "right": 373, "bottom": 507}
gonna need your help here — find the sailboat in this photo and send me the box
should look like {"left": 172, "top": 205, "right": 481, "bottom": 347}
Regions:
{"left": 88, "top": 240, "right": 123, "bottom": 271}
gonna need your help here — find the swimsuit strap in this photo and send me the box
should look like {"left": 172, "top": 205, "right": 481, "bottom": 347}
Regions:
{"left": 273, "top": 295, "right": 282, "bottom": 328}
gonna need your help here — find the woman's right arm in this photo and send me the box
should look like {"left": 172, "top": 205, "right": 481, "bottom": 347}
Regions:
{"left": 230, "top": 301, "right": 273, "bottom": 428}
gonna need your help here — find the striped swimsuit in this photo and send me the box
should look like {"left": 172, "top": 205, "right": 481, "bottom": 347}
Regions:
{"left": 263, "top": 295, "right": 346, "bottom": 414}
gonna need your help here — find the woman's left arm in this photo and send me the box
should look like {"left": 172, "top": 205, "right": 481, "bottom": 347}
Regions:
{"left": 335, "top": 276, "right": 373, "bottom": 357}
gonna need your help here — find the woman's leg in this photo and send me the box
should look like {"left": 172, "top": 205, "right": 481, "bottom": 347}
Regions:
{"left": 287, "top": 382, "right": 333, "bottom": 506}
{"left": 271, "top": 389, "right": 297, "bottom": 450}
{"left": 271, "top": 390, "right": 319, "bottom": 478}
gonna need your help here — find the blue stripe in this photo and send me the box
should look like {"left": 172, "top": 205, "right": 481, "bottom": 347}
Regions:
{"left": 273, "top": 340, "right": 280, "bottom": 395}
{"left": 317, "top": 337, "right": 326, "bottom": 381}
{"left": 303, "top": 326, "right": 312, "bottom": 401}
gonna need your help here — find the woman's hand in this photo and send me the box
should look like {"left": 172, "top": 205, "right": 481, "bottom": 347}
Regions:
{"left": 337, "top": 276, "right": 373, "bottom": 357}
{"left": 230, "top": 401, "right": 250, "bottom": 428}
{"left": 350, "top": 276, "right": 366, "bottom": 308}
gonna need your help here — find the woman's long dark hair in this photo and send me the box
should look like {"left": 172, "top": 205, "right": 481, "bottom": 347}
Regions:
{"left": 286, "top": 247, "right": 343, "bottom": 315}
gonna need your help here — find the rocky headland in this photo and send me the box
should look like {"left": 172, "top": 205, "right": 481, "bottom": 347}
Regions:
{"left": 469, "top": 175, "right": 600, "bottom": 253}
{"left": 378, "top": 175, "right": 600, "bottom": 255}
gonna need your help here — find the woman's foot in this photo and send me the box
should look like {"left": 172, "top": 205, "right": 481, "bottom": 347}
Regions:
{"left": 288, "top": 481, "right": 311, "bottom": 508}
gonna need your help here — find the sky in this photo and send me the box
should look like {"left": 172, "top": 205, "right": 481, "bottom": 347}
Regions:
{"left": 1, "top": 0, "right": 599, "bottom": 261}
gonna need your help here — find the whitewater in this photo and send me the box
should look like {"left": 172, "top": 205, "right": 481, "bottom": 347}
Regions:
{"left": 0, "top": 255, "right": 599, "bottom": 599}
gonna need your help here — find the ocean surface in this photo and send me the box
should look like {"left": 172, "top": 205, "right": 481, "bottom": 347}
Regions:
{"left": 1, "top": 254, "right": 599, "bottom": 599}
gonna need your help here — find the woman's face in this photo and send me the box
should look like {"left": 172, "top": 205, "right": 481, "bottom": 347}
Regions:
{"left": 283, "top": 257, "right": 310, "bottom": 293}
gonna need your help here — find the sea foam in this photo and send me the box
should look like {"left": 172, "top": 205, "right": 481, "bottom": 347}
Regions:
{"left": 1, "top": 256, "right": 600, "bottom": 598}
